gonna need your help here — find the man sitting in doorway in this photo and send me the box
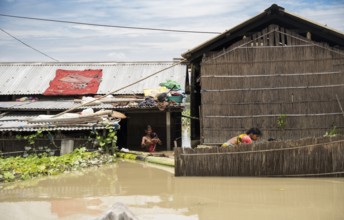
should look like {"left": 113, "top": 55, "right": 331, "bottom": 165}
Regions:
{"left": 141, "top": 125, "right": 162, "bottom": 152}
{"left": 221, "top": 127, "right": 262, "bottom": 147}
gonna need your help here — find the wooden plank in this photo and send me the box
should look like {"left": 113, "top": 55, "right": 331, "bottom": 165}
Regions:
{"left": 286, "top": 29, "right": 292, "bottom": 45}
{"left": 262, "top": 28, "right": 268, "bottom": 46}
{"left": 268, "top": 25, "right": 275, "bottom": 46}
{"left": 166, "top": 111, "right": 171, "bottom": 151}
{"left": 275, "top": 26, "right": 280, "bottom": 46}
{"left": 257, "top": 31, "right": 262, "bottom": 47}
{"left": 280, "top": 27, "right": 285, "bottom": 46}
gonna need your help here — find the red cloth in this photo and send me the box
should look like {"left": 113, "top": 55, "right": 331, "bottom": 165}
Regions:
{"left": 241, "top": 135, "right": 253, "bottom": 144}
{"left": 148, "top": 144, "right": 156, "bottom": 152}
{"left": 44, "top": 69, "right": 102, "bottom": 95}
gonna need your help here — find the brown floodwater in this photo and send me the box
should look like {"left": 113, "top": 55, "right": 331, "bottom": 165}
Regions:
{"left": 0, "top": 159, "right": 343, "bottom": 220}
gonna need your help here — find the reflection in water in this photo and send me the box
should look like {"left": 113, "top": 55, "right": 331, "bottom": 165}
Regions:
{"left": 0, "top": 160, "right": 344, "bottom": 220}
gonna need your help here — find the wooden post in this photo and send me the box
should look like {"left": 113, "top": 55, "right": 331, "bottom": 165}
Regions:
{"left": 61, "top": 139, "right": 74, "bottom": 155}
{"left": 199, "top": 105, "right": 203, "bottom": 144}
{"left": 306, "top": 32, "right": 312, "bottom": 40}
{"left": 166, "top": 111, "right": 171, "bottom": 151}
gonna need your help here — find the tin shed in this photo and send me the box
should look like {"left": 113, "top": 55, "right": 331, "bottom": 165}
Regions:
{"left": 0, "top": 61, "right": 187, "bottom": 153}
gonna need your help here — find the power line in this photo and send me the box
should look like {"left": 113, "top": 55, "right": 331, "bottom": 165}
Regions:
{"left": 0, "top": 13, "right": 221, "bottom": 34}
{"left": 0, "top": 27, "right": 59, "bottom": 62}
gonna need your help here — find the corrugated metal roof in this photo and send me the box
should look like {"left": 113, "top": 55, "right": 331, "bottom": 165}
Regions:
{"left": 0, "top": 120, "right": 107, "bottom": 131}
{"left": 0, "top": 62, "right": 186, "bottom": 95}
{"left": 0, "top": 114, "right": 110, "bottom": 131}
{"left": 0, "top": 100, "right": 183, "bottom": 110}
{"left": 0, "top": 101, "right": 114, "bottom": 110}
{"left": 0, "top": 115, "right": 36, "bottom": 121}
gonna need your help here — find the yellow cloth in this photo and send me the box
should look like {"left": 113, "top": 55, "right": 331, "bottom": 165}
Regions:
{"left": 236, "top": 134, "right": 247, "bottom": 144}
{"left": 221, "top": 142, "right": 230, "bottom": 147}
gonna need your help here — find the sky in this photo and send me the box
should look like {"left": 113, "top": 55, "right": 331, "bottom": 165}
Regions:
{"left": 0, "top": 0, "right": 343, "bottom": 62}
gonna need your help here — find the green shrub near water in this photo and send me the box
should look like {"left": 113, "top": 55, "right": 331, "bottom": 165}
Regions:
{"left": 0, "top": 148, "right": 116, "bottom": 183}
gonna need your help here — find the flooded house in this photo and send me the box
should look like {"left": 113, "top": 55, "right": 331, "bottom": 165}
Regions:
{"left": 0, "top": 61, "right": 187, "bottom": 155}
{"left": 182, "top": 4, "right": 344, "bottom": 145}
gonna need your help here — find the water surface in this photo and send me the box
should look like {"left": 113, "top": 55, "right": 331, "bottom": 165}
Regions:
{"left": 0, "top": 160, "right": 343, "bottom": 220}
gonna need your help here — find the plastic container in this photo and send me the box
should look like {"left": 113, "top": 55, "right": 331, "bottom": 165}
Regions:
{"left": 143, "top": 87, "right": 168, "bottom": 97}
{"left": 167, "top": 95, "right": 183, "bottom": 103}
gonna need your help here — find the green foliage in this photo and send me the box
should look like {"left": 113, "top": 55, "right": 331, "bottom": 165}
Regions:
{"left": 277, "top": 114, "right": 287, "bottom": 129}
{"left": 16, "top": 129, "right": 44, "bottom": 146}
{"left": 324, "top": 125, "right": 338, "bottom": 137}
{"left": 94, "top": 124, "right": 118, "bottom": 154}
{"left": 0, "top": 147, "right": 116, "bottom": 183}
{"left": 16, "top": 129, "right": 59, "bottom": 156}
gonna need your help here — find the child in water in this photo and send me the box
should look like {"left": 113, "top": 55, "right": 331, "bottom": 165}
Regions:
{"left": 221, "top": 128, "right": 262, "bottom": 147}
{"left": 141, "top": 125, "right": 162, "bottom": 152}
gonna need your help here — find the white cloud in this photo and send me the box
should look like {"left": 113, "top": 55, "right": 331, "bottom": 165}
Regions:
{"left": 298, "top": 5, "right": 344, "bottom": 32}
{"left": 0, "top": 0, "right": 343, "bottom": 62}
{"left": 107, "top": 52, "right": 127, "bottom": 60}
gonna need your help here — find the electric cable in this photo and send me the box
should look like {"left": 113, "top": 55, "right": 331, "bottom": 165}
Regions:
{"left": 0, "top": 13, "right": 221, "bottom": 34}
{"left": 0, "top": 27, "right": 59, "bottom": 62}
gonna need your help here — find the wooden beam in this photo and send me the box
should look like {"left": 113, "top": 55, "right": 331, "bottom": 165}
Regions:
{"left": 166, "top": 111, "right": 171, "bottom": 151}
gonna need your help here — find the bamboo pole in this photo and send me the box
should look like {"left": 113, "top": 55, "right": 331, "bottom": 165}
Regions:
{"left": 201, "top": 57, "right": 344, "bottom": 65}
{"left": 205, "top": 112, "right": 343, "bottom": 118}
{"left": 0, "top": 112, "right": 8, "bottom": 119}
{"left": 336, "top": 94, "right": 344, "bottom": 119}
{"left": 201, "top": 99, "right": 342, "bottom": 105}
{"left": 116, "top": 152, "right": 174, "bottom": 167}
{"left": 28, "top": 110, "right": 113, "bottom": 123}
{"left": 203, "top": 84, "right": 344, "bottom": 92}
{"left": 74, "top": 98, "right": 144, "bottom": 103}
{"left": 201, "top": 71, "right": 343, "bottom": 78}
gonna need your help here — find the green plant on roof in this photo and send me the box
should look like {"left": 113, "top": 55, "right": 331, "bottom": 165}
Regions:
{"left": 277, "top": 114, "right": 287, "bottom": 130}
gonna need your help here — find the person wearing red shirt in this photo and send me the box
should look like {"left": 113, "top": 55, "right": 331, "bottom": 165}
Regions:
{"left": 222, "top": 128, "right": 262, "bottom": 147}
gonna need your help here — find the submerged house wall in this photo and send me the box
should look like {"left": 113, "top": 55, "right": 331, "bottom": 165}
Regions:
{"left": 182, "top": 5, "right": 344, "bottom": 145}
{"left": 200, "top": 25, "right": 344, "bottom": 144}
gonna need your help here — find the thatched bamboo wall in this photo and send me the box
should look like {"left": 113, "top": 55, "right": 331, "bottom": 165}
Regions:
{"left": 200, "top": 24, "right": 344, "bottom": 144}
{"left": 175, "top": 136, "right": 344, "bottom": 177}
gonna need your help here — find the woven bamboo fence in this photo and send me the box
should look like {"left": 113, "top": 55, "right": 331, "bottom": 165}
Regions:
{"left": 175, "top": 135, "right": 344, "bottom": 177}
{"left": 200, "top": 24, "right": 344, "bottom": 144}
